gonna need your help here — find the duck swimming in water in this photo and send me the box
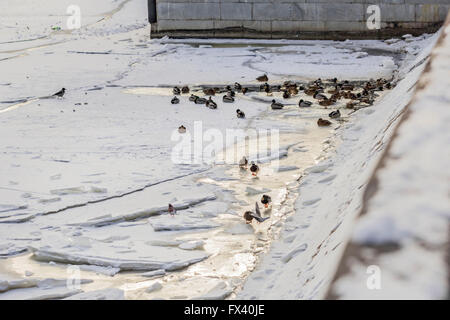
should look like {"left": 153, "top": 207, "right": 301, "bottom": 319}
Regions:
{"left": 271, "top": 100, "right": 284, "bottom": 110}
{"left": 206, "top": 97, "right": 217, "bottom": 109}
{"left": 317, "top": 118, "right": 332, "bottom": 127}
{"left": 236, "top": 109, "right": 245, "bottom": 118}
{"left": 173, "top": 86, "right": 181, "bottom": 95}
{"left": 250, "top": 162, "right": 259, "bottom": 176}
{"left": 261, "top": 194, "right": 272, "bottom": 208}
{"left": 243, "top": 202, "right": 269, "bottom": 224}
{"left": 257, "top": 74, "right": 269, "bottom": 82}
{"left": 299, "top": 99, "right": 312, "bottom": 108}
{"left": 239, "top": 156, "right": 248, "bottom": 169}
{"left": 171, "top": 96, "right": 180, "bottom": 104}
{"left": 329, "top": 110, "right": 341, "bottom": 119}
{"left": 178, "top": 125, "right": 187, "bottom": 133}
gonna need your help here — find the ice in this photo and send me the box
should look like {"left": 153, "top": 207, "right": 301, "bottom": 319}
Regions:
{"left": 64, "top": 288, "right": 125, "bottom": 300}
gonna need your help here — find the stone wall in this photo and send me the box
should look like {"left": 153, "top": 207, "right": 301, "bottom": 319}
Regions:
{"left": 149, "top": 0, "right": 450, "bottom": 39}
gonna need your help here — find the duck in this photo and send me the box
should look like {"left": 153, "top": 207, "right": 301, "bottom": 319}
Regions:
{"left": 173, "top": 86, "right": 181, "bottom": 95}
{"left": 305, "top": 87, "right": 318, "bottom": 96}
{"left": 236, "top": 109, "right": 245, "bottom": 118}
{"left": 241, "top": 87, "right": 249, "bottom": 95}
{"left": 288, "top": 86, "right": 299, "bottom": 95}
{"left": 227, "top": 89, "right": 236, "bottom": 97}
{"left": 346, "top": 102, "right": 357, "bottom": 109}
{"left": 250, "top": 162, "right": 259, "bottom": 176}
{"left": 194, "top": 96, "right": 207, "bottom": 104}
{"left": 341, "top": 82, "right": 354, "bottom": 91}
{"left": 243, "top": 202, "right": 269, "bottom": 224}
{"left": 317, "top": 118, "right": 332, "bottom": 127}
{"left": 327, "top": 86, "right": 339, "bottom": 94}
{"left": 203, "top": 88, "right": 216, "bottom": 96}
{"left": 271, "top": 100, "right": 284, "bottom": 110}
{"left": 234, "top": 82, "right": 242, "bottom": 90}
{"left": 319, "top": 98, "right": 335, "bottom": 107}
{"left": 52, "top": 88, "right": 66, "bottom": 98}
{"left": 260, "top": 82, "right": 270, "bottom": 92}
{"left": 239, "top": 156, "right": 248, "bottom": 169}
{"left": 313, "top": 91, "right": 328, "bottom": 100}
{"left": 264, "top": 84, "right": 272, "bottom": 96}
{"left": 257, "top": 74, "right": 269, "bottom": 82}
{"left": 299, "top": 99, "right": 312, "bottom": 108}
{"left": 189, "top": 94, "right": 199, "bottom": 102}
{"left": 171, "top": 96, "right": 180, "bottom": 104}
{"left": 206, "top": 97, "right": 217, "bottom": 109}
{"left": 168, "top": 204, "right": 176, "bottom": 216}
{"left": 329, "top": 110, "right": 341, "bottom": 119}
{"left": 178, "top": 125, "right": 187, "bottom": 133}
{"left": 261, "top": 195, "right": 272, "bottom": 208}
{"left": 181, "top": 86, "right": 190, "bottom": 94}
{"left": 223, "top": 94, "right": 235, "bottom": 103}
{"left": 282, "top": 91, "right": 291, "bottom": 99}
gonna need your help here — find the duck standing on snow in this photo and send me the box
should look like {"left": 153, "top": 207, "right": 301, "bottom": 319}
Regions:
{"left": 203, "top": 88, "right": 216, "bottom": 96}
{"left": 282, "top": 90, "right": 291, "bottom": 99}
{"left": 171, "top": 96, "right": 180, "bottom": 104}
{"left": 223, "top": 94, "right": 235, "bottom": 103}
{"left": 329, "top": 110, "right": 341, "bottom": 119}
{"left": 236, "top": 109, "right": 245, "bottom": 118}
{"left": 271, "top": 100, "right": 284, "bottom": 110}
{"left": 206, "top": 97, "right": 217, "bottom": 109}
{"left": 168, "top": 204, "right": 176, "bottom": 216}
{"left": 299, "top": 99, "right": 312, "bottom": 108}
{"left": 313, "top": 91, "right": 327, "bottom": 101}
{"left": 53, "top": 88, "right": 65, "bottom": 98}
{"left": 173, "top": 86, "right": 181, "bottom": 95}
{"left": 257, "top": 74, "right": 269, "bottom": 82}
{"left": 178, "top": 125, "right": 186, "bottom": 133}
{"left": 239, "top": 156, "right": 248, "bottom": 169}
{"left": 244, "top": 202, "right": 269, "bottom": 224}
{"left": 189, "top": 94, "right": 199, "bottom": 102}
{"left": 250, "top": 162, "right": 259, "bottom": 176}
{"left": 317, "top": 118, "right": 332, "bottom": 127}
{"left": 194, "top": 96, "right": 207, "bottom": 104}
{"left": 261, "top": 194, "right": 272, "bottom": 208}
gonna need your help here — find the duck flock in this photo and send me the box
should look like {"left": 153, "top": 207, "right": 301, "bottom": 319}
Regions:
{"left": 169, "top": 73, "right": 394, "bottom": 223}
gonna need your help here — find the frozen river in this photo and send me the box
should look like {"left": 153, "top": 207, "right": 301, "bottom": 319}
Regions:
{"left": 0, "top": 0, "right": 437, "bottom": 300}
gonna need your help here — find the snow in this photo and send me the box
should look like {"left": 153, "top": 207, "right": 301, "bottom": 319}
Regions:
{"left": 0, "top": 0, "right": 443, "bottom": 300}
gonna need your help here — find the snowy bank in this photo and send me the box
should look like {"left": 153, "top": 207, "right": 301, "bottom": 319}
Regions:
{"left": 328, "top": 15, "right": 450, "bottom": 300}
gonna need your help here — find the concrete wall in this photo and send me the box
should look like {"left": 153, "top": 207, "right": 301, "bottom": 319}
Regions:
{"left": 150, "top": 0, "right": 450, "bottom": 39}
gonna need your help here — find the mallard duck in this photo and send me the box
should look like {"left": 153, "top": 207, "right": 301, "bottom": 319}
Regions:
{"left": 239, "top": 156, "right": 248, "bottom": 169}
{"left": 168, "top": 203, "right": 176, "bottom": 216}
{"left": 206, "top": 97, "right": 217, "bottom": 109}
{"left": 194, "top": 96, "right": 207, "bottom": 104}
{"left": 250, "top": 162, "right": 259, "bottom": 176}
{"left": 241, "top": 87, "right": 249, "bottom": 95}
{"left": 234, "top": 82, "right": 242, "bottom": 90}
{"left": 385, "top": 82, "right": 392, "bottom": 90}
{"left": 257, "top": 74, "right": 269, "bottom": 82}
{"left": 313, "top": 91, "right": 327, "bottom": 100}
{"left": 173, "top": 86, "right": 181, "bottom": 95}
{"left": 271, "top": 100, "right": 284, "bottom": 110}
{"left": 189, "top": 94, "right": 199, "bottom": 102}
{"left": 244, "top": 202, "right": 269, "bottom": 224}
{"left": 261, "top": 195, "right": 272, "bottom": 208}
{"left": 178, "top": 125, "right": 186, "bottom": 133}
{"left": 331, "top": 77, "right": 338, "bottom": 84}
{"left": 346, "top": 102, "right": 357, "bottom": 109}
{"left": 319, "top": 98, "right": 335, "bottom": 107}
{"left": 223, "top": 94, "right": 234, "bottom": 103}
{"left": 264, "top": 85, "right": 272, "bottom": 96}
{"left": 203, "top": 88, "right": 215, "bottom": 96}
{"left": 341, "top": 82, "right": 354, "bottom": 91}
{"left": 282, "top": 91, "right": 291, "bottom": 99}
{"left": 299, "top": 99, "right": 312, "bottom": 108}
{"left": 305, "top": 87, "right": 318, "bottom": 96}
{"left": 181, "top": 86, "right": 190, "bottom": 94}
{"left": 288, "top": 86, "right": 299, "bottom": 95}
{"left": 236, "top": 109, "right": 245, "bottom": 118}
{"left": 317, "top": 118, "right": 332, "bottom": 127}
{"left": 327, "top": 86, "right": 339, "bottom": 94}
{"left": 171, "top": 96, "right": 180, "bottom": 104}
{"left": 329, "top": 110, "right": 341, "bottom": 119}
